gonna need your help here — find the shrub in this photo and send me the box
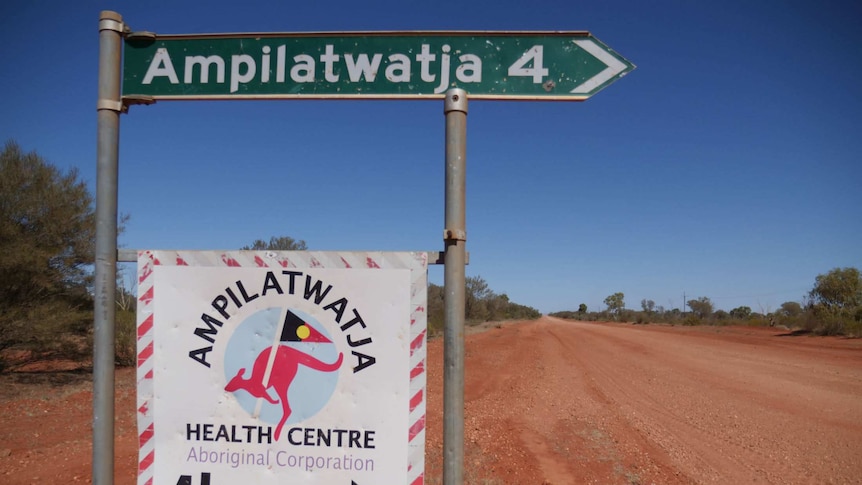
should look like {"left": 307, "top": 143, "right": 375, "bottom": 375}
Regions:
{"left": 682, "top": 315, "right": 701, "bottom": 326}
{"left": 844, "top": 320, "right": 862, "bottom": 338}
{"left": 747, "top": 317, "right": 771, "bottom": 327}
{"left": 115, "top": 309, "right": 137, "bottom": 367}
{"left": 0, "top": 300, "right": 91, "bottom": 372}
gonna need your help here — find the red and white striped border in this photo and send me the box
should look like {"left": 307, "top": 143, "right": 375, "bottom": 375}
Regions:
{"left": 136, "top": 250, "right": 428, "bottom": 485}
{"left": 135, "top": 250, "right": 156, "bottom": 485}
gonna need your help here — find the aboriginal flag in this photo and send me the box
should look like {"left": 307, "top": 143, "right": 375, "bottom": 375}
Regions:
{"left": 280, "top": 310, "right": 331, "bottom": 343}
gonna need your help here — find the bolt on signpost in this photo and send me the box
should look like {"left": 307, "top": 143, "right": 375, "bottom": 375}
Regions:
{"left": 95, "top": 11, "right": 633, "bottom": 485}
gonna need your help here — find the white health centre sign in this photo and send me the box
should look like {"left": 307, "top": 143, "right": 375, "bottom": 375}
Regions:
{"left": 136, "top": 251, "right": 428, "bottom": 485}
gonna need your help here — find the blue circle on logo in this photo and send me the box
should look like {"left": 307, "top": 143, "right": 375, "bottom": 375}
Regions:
{"left": 223, "top": 308, "right": 341, "bottom": 428}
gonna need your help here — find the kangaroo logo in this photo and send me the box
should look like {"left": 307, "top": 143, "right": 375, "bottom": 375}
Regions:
{"left": 223, "top": 308, "right": 343, "bottom": 440}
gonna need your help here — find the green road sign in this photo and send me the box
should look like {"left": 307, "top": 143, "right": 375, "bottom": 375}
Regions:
{"left": 123, "top": 31, "right": 634, "bottom": 101}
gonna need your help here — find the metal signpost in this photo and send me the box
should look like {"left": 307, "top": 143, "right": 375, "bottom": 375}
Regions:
{"left": 94, "top": 12, "right": 123, "bottom": 484}
{"left": 94, "top": 11, "right": 633, "bottom": 485}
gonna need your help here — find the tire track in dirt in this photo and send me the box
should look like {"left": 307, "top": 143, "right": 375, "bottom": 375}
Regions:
{"left": 541, "top": 317, "right": 862, "bottom": 484}
{"left": 455, "top": 321, "right": 679, "bottom": 484}
{"left": 427, "top": 317, "right": 862, "bottom": 484}
{"left": 544, "top": 322, "right": 688, "bottom": 483}
{"left": 548, "top": 320, "right": 768, "bottom": 483}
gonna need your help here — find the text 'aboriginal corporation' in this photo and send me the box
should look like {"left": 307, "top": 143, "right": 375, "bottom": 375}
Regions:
{"left": 187, "top": 446, "right": 375, "bottom": 473}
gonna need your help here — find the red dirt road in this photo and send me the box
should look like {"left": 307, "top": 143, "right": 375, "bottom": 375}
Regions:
{"left": 2, "top": 317, "right": 861, "bottom": 484}
{"left": 426, "top": 318, "right": 862, "bottom": 484}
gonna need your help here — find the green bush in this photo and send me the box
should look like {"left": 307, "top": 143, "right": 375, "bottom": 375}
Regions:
{"left": 844, "top": 319, "right": 862, "bottom": 338}
{"left": 548, "top": 311, "right": 580, "bottom": 320}
{"left": 682, "top": 315, "right": 701, "bottom": 326}
{"left": 814, "top": 316, "right": 846, "bottom": 336}
{"left": 115, "top": 309, "right": 137, "bottom": 367}
{"left": 0, "top": 300, "right": 92, "bottom": 372}
{"left": 746, "top": 317, "right": 771, "bottom": 327}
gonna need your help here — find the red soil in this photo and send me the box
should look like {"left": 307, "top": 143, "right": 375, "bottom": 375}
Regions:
{"left": 2, "top": 317, "right": 861, "bottom": 484}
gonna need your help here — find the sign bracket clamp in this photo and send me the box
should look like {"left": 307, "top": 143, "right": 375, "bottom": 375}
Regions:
{"left": 122, "top": 95, "right": 156, "bottom": 112}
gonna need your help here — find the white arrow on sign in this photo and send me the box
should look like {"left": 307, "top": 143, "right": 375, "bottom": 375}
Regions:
{"left": 570, "top": 39, "right": 629, "bottom": 94}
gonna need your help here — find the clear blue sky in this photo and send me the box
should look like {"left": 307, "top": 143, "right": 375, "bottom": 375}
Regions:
{"left": 2, "top": 1, "right": 860, "bottom": 314}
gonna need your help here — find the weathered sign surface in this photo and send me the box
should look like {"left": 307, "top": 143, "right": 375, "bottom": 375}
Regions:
{"left": 136, "top": 250, "right": 427, "bottom": 484}
{"left": 123, "top": 32, "right": 634, "bottom": 100}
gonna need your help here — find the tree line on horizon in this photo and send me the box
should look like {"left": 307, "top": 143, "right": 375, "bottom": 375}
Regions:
{"left": 551, "top": 267, "right": 862, "bottom": 336}
{"left": 426, "top": 276, "right": 541, "bottom": 335}
{"left": 0, "top": 141, "right": 539, "bottom": 372}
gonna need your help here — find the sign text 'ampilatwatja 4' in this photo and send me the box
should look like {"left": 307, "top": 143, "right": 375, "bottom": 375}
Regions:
{"left": 122, "top": 31, "right": 634, "bottom": 101}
